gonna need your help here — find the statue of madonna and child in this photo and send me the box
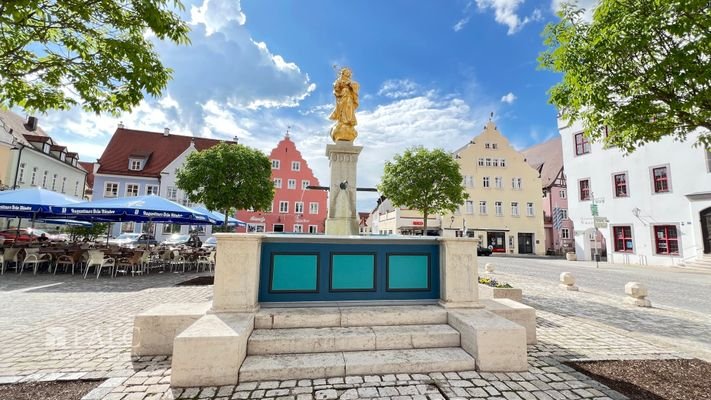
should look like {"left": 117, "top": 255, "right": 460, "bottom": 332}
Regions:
{"left": 329, "top": 67, "right": 360, "bottom": 142}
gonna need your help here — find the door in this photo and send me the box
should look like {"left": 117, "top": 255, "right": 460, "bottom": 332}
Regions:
{"left": 518, "top": 233, "right": 534, "bottom": 254}
{"left": 702, "top": 207, "right": 711, "bottom": 254}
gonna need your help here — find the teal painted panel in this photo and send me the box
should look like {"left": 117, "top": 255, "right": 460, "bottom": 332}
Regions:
{"left": 331, "top": 254, "right": 375, "bottom": 290}
{"left": 387, "top": 255, "right": 429, "bottom": 290}
{"left": 271, "top": 254, "right": 318, "bottom": 292}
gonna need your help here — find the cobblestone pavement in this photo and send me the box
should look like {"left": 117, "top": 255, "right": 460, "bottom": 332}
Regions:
{"left": 485, "top": 255, "right": 711, "bottom": 313}
{"left": 0, "top": 266, "right": 703, "bottom": 400}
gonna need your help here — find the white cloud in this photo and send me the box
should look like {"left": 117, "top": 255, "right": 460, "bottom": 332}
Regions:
{"left": 551, "top": 0, "right": 599, "bottom": 21}
{"left": 501, "top": 92, "right": 517, "bottom": 104}
{"left": 475, "top": 0, "right": 541, "bottom": 34}
{"left": 190, "top": 0, "right": 246, "bottom": 34}
{"left": 377, "top": 79, "right": 421, "bottom": 99}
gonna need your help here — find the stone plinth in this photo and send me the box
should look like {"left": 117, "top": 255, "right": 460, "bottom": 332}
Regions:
{"left": 559, "top": 272, "right": 579, "bottom": 291}
{"left": 324, "top": 141, "right": 362, "bottom": 236}
{"left": 132, "top": 302, "right": 211, "bottom": 356}
{"left": 438, "top": 237, "right": 482, "bottom": 309}
{"left": 624, "top": 282, "right": 652, "bottom": 307}
{"left": 211, "top": 233, "right": 264, "bottom": 313}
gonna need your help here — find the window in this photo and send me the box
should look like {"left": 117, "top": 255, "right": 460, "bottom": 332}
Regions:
{"left": 146, "top": 185, "right": 159, "bottom": 195}
{"left": 463, "top": 175, "right": 474, "bottom": 188}
{"left": 279, "top": 201, "right": 289, "bottom": 213}
{"left": 51, "top": 174, "right": 57, "bottom": 190}
{"left": 309, "top": 225, "right": 318, "bottom": 234}
{"left": 483, "top": 177, "right": 490, "bottom": 188}
{"left": 18, "top": 163, "right": 25, "bottom": 183}
{"left": 492, "top": 159, "right": 499, "bottom": 167}
{"left": 265, "top": 203, "right": 273, "bottom": 213}
{"left": 495, "top": 201, "right": 503, "bottom": 216}
{"left": 295, "top": 202, "right": 304, "bottom": 214}
{"left": 293, "top": 224, "right": 303, "bottom": 233}
{"left": 485, "top": 158, "right": 492, "bottom": 166}
{"left": 287, "top": 179, "right": 296, "bottom": 189}
{"left": 492, "top": 143, "right": 498, "bottom": 149}
{"left": 511, "top": 202, "right": 519, "bottom": 217}
{"left": 291, "top": 161, "right": 301, "bottom": 171}
{"left": 42, "top": 171, "right": 48, "bottom": 188}
{"left": 494, "top": 177, "right": 502, "bottom": 189}
{"left": 479, "top": 201, "right": 487, "bottom": 215}
{"left": 121, "top": 222, "right": 135, "bottom": 233}
{"left": 560, "top": 209, "right": 568, "bottom": 219}
{"left": 271, "top": 160, "right": 280, "bottom": 169}
{"left": 465, "top": 200, "right": 474, "bottom": 214}
{"left": 129, "top": 159, "right": 142, "bottom": 171}
{"left": 126, "top": 184, "right": 139, "bottom": 197}
{"left": 560, "top": 190, "right": 566, "bottom": 199}
{"left": 74, "top": 181, "right": 79, "bottom": 196}
{"left": 613, "top": 226, "right": 634, "bottom": 252}
{"left": 579, "top": 179, "right": 591, "bottom": 201}
{"left": 561, "top": 228, "right": 570, "bottom": 239}
{"left": 302, "top": 180, "right": 310, "bottom": 190}
{"left": 512, "top": 177, "right": 522, "bottom": 190}
{"left": 652, "top": 166, "right": 669, "bottom": 193}
{"left": 30, "top": 167, "right": 37, "bottom": 185}
{"left": 500, "top": 159, "right": 506, "bottom": 167}
{"left": 163, "top": 223, "right": 180, "bottom": 234}
{"left": 526, "top": 202, "right": 534, "bottom": 216}
{"left": 309, "top": 202, "right": 319, "bottom": 214}
{"left": 105, "top": 182, "right": 119, "bottom": 197}
{"left": 575, "top": 132, "right": 591, "bottom": 155}
{"left": 485, "top": 143, "right": 491, "bottom": 149}
{"left": 654, "top": 225, "right": 679, "bottom": 255}
{"left": 614, "top": 173, "right": 628, "bottom": 197}
{"left": 478, "top": 158, "right": 484, "bottom": 166}
{"left": 61, "top": 177, "right": 66, "bottom": 193}
{"left": 274, "top": 178, "right": 282, "bottom": 189}
{"left": 166, "top": 186, "right": 177, "bottom": 200}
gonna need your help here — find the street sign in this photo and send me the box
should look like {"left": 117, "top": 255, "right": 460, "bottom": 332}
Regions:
{"left": 590, "top": 204, "right": 599, "bottom": 216}
{"left": 593, "top": 216, "right": 608, "bottom": 228}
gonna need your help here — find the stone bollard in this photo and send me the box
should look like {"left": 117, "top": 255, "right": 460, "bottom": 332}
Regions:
{"left": 484, "top": 263, "right": 495, "bottom": 273}
{"left": 624, "top": 282, "right": 652, "bottom": 307}
{"left": 558, "top": 272, "right": 578, "bottom": 291}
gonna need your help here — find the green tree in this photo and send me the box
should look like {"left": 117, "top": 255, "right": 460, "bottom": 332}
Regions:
{"left": 377, "top": 146, "right": 468, "bottom": 235}
{"left": 0, "top": 0, "right": 190, "bottom": 114}
{"left": 65, "top": 222, "right": 109, "bottom": 241}
{"left": 539, "top": 0, "right": 710, "bottom": 151}
{"left": 176, "top": 143, "right": 274, "bottom": 227}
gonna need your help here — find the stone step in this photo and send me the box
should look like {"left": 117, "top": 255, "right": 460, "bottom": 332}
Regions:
{"left": 239, "top": 348, "right": 476, "bottom": 381}
{"left": 247, "top": 324, "right": 460, "bottom": 355}
{"left": 255, "top": 305, "right": 448, "bottom": 329}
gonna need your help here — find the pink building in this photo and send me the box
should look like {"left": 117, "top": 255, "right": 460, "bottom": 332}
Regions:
{"left": 236, "top": 134, "right": 327, "bottom": 234}
{"left": 522, "top": 137, "right": 575, "bottom": 254}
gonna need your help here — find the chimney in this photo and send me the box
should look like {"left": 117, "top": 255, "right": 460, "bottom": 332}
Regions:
{"left": 25, "top": 116, "right": 38, "bottom": 132}
{"left": 163, "top": 127, "right": 170, "bottom": 136}
{"left": 233, "top": 136, "right": 239, "bottom": 143}
{"left": 118, "top": 121, "right": 124, "bottom": 129}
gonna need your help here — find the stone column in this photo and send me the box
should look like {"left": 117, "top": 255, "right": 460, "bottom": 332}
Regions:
{"left": 211, "top": 233, "right": 264, "bottom": 313}
{"left": 324, "top": 141, "right": 363, "bottom": 236}
{"left": 438, "top": 237, "right": 483, "bottom": 308}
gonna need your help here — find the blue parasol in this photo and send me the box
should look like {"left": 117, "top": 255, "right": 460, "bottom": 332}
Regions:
{"left": 0, "top": 187, "right": 80, "bottom": 218}
{"left": 191, "top": 206, "right": 245, "bottom": 226}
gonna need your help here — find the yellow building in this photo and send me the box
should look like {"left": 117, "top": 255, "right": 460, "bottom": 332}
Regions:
{"left": 442, "top": 121, "right": 545, "bottom": 255}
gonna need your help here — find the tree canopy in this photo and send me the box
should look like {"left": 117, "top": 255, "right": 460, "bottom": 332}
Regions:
{"left": 377, "top": 146, "right": 468, "bottom": 234}
{"left": 539, "top": 0, "right": 710, "bottom": 151}
{"left": 0, "top": 0, "right": 190, "bottom": 114}
{"left": 176, "top": 143, "right": 274, "bottom": 227}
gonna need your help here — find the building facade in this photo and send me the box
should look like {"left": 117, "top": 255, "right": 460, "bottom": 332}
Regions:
{"left": 560, "top": 118, "right": 711, "bottom": 266}
{"left": 93, "top": 126, "right": 229, "bottom": 241}
{"left": 368, "top": 197, "right": 441, "bottom": 236}
{"left": 522, "top": 136, "right": 575, "bottom": 255}
{"left": 236, "top": 134, "right": 327, "bottom": 234}
{"left": 442, "top": 121, "right": 546, "bottom": 255}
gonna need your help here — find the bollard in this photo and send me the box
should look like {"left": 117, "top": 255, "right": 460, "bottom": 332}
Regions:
{"left": 624, "top": 282, "right": 652, "bottom": 307}
{"left": 484, "top": 263, "right": 495, "bottom": 273}
{"left": 558, "top": 272, "right": 579, "bottom": 291}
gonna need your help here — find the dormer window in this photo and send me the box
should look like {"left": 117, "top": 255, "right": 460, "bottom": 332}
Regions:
{"left": 60, "top": 152, "right": 66, "bottom": 161}
{"left": 43, "top": 143, "right": 50, "bottom": 153}
{"left": 129, "top": 159, "right": 143, "bottom": 171}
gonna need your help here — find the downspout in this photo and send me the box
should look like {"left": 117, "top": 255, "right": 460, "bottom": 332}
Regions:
{"left": 81, "top": 173, "right": 87, "bottom": 199}
{"left": 12, "top": 143, "right": 25, "bottom": 189}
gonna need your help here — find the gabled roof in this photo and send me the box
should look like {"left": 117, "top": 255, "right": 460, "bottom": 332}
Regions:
{"left": 0, "top": 109, "right": 49, "bottom": 146}
{"left": 79, "top": 162, "right": 96, "bottom": 189}
{"left": 96, "top": 127, "right": 230, "bottom": 178}
{"left": 521, "top": 136, "right": 564, "bottom": 189}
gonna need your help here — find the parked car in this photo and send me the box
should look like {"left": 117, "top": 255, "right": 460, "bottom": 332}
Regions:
{"left": 0, "top": 228, "right": 64, "bottom": 244}
{"left": 202, "top": 236, "right": 217, "bottom": 249}
{"left": 477, "top": 245, "right": 492, "bottom": 256}
{"left": 109, "top": 233, "right": 158, "bottom": 248}
{"left": 162, "top": 234, "right": 191, "bottom": 248}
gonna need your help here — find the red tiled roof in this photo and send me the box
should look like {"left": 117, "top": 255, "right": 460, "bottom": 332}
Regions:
{"left": 521, "top": 136, "right": 563, "bottom": 189}
{"left": 23, "top": 134, "right": 50, "bottom": 143}
{"left": 96, "top": 128, "right": 229, "bottom": 178}
{"left": 50, "top": 145, "right": 66, "bottom": 152}
{"left": 79, "top": 161, "right": 95, "bottom": 188}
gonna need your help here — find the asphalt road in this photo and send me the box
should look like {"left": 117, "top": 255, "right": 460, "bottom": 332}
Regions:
{"left": 480, "top": 255, "right": 711, "bottom": 314}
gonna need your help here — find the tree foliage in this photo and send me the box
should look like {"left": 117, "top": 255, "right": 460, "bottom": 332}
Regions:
{"left": 539, "top": 0, "right": 710, "bottom": 151}
{"left": 65, "top": 222, "right": 109, "bottom": 241}
{"left": 176, "top": 143, "right": 274, "bottom": 227}
{"left": 0, "top": 0, "right": 190, "bottom": 114}
{"left": 377, "top": 147, "right": 468, "bottom": 234}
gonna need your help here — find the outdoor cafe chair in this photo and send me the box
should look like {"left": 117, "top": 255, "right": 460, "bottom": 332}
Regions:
{"left": 196, "top": 253, "right": 212, "bottom": 273}
{"left": 54, "top": 250, "right": 83, "bottom": 275}
{"left": 19, "top": 250, "right": 51, "bottom": 275}
{"left": 1, "top": 247, "right": 21, "bottom": 275}
{"left": 116, "top": 251, "right": 143, "bottom": 277}
{"left": 83, "top": 250, "right": 116, "bottom": 279}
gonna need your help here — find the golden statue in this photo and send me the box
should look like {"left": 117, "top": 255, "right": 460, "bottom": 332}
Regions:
{"left": 329, "top": 67, "right": 359, "bottom": 142}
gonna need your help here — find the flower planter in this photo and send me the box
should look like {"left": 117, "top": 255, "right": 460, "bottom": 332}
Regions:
{"left": 479, "top": 284, "right": 523, "bottom": 302}
{"left": 566, "top": 252, "right": 577, "bottom": 261}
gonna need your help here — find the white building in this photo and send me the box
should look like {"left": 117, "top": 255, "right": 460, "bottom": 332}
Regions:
{"left": 560, "top": 118, "right": 711, "bottom": 266}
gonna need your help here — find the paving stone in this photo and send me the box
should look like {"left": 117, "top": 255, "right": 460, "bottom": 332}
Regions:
{"left": 314, "top": 389, "right": 337, "bottom": 400}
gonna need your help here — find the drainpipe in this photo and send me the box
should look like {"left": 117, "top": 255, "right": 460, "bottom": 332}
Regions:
{"left": 12, "top": 143, "right": 25, "bottom": 189}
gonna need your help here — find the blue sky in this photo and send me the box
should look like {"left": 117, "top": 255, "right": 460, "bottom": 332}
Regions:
{"left": 39, "top": 0, "right": 598, "bottom": 211}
